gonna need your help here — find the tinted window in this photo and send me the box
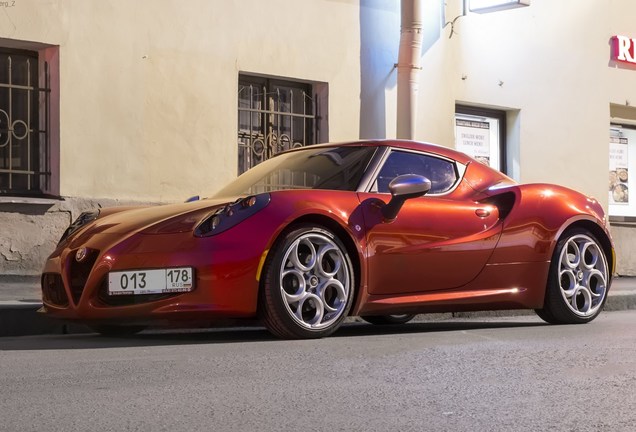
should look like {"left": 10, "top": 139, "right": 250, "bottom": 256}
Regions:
{"left": 214, "top": 146, "right": 377, "bottom": 197}
{"left": 374, "top": 151, "right": 458, "bottom": 194}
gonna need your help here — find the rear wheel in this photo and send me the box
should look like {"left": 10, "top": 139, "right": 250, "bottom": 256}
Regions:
{"left": 535, "top": 229, "right": 609, "bottom": 324}
{"left": 260, "top": 224, "right": 355, "bottom": 339}
{"left": 90, "top": 325, "right": 146, "bottom": 337}
{"left": 361, "top": 314, "right": 416, "bottom": 325}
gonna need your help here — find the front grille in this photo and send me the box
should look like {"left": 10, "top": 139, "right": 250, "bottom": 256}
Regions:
{"left": 41, "top": 273, "right": 69, "bottom": 307}
{"left": 97, "top": 278, "right": 178, "bottom": 306}
{"left": 67, "top": 248, "right": 99, "bottom": 305}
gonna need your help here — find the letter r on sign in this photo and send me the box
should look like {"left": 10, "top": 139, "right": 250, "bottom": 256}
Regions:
{"left": 614, "top": 35, "right": 636, "bottom": 63}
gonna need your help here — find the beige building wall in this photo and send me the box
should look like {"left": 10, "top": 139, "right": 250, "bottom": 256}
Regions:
{"left": 2, "top": 0, "right": 636, "bottom": 275}
{"left": 415, "top": 0, "right": 636, "bottom": 212}
{"left": 0, "top": 0, "right": 363, "bottom": 202}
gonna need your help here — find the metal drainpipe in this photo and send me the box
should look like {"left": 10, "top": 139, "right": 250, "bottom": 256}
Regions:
{"left": 396, "top": 0, "right": 423, "bottom": 140}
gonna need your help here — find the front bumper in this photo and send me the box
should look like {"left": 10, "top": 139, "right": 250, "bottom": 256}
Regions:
{"left": 40, "top": 230, "right": 266, "bottom": 325}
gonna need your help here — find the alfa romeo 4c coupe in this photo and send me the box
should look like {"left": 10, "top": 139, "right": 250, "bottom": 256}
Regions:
{"left": 41, "top": 140, "right": 615, "bottom": 339}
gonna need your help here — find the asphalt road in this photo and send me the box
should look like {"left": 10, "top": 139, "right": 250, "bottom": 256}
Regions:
{"left": 2, "top": 312, "right": 636, "bottom": 432}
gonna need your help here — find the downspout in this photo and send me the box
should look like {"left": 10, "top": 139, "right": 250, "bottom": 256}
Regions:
{"left": 396, "top": 0, "right": 423, "bottom": 140}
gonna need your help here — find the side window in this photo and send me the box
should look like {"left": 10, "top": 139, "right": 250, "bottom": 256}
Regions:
{"left": 374, "top": 151, "right": 458, "bottom": 194}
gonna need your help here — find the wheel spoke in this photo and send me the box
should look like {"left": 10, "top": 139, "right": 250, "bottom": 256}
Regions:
{"left": 586, "top": 270, "right": 607, "bottom": 298}
{"left": 294, "top": 293, "right": 324, "bottom": 326}
{"left": 561, "top": 239, "right": 581, "bottom": 269}
{"left": 316, "top": 244, "right": 342, "bottom": 277}
{"left": 318, "top": 279, "right": 346, "bottom": 313}
{"left": 570, "top": 286, "right": 592, "bottom": 314}
{"left": 559, "top": 269, "right": 577, "bottom": 297}
{"left": 283, "top": 288, "right": 308, "bottom": 304}
{"left": 581, "top": 241, "right": 600, "bottom": 270}
{"left": 280, "top": 269, "right": 306, "bottom": 302}
{"left": 289, "top": 238, "right": 316, "bottom": 272}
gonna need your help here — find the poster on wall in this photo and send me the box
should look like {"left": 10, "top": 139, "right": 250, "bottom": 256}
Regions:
{"left": 455, "top": 119, "right": 491, "bottom": 165}
{"left": 609, "top": 136, "right": 629, "bottom": 205}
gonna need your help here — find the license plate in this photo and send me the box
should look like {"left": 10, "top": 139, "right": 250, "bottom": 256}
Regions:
{"left": 108, "top": 267, "right": 194, "bottom": 296}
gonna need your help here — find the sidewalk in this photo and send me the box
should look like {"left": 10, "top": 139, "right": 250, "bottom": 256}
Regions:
{"left": 1, "top": 275, "right": 635, "bottom": 337}
{"left": 0, "top": 275, "right": 89, "bottom": 337}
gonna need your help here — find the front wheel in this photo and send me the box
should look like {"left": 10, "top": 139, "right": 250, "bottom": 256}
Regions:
{"left": 535, "top": 229, "right": 610, "bottom": 324}
{"left": 259, "top": 224, "right": 355, "bottom": 339}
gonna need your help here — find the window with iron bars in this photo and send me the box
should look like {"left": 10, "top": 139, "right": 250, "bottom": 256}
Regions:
{"left": 0, "top": 48, "right": 50, "bottom": 196}
{"left": 238, "top": 75, "right": 318, "bottom": 175}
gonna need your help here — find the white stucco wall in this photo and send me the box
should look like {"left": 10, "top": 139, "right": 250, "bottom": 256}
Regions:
{"left": 0, "top": 0, "right": 363, "bottom": 202}
{"left": 2, "top": 0, "right": 636, "bottom": 275}
{"left": 7, "top": 0, "right": 630, "bottom": 206}
{"left": 410, "top": 0, "right": 636, "bottom": 213}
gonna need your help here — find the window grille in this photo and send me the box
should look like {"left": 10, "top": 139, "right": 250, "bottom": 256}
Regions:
{"left": 238, "top": 75, "right": 317, "bottom": 174}
{"left": 0, "top": 49, "right": 50, "bottom": 195}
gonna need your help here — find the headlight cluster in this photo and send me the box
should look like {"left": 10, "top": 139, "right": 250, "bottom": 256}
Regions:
{"left": 58, "top": 210, "right": 100, "bottom": 245}
{"left": 195, "top": 194, "right": 270, "bottom": 237}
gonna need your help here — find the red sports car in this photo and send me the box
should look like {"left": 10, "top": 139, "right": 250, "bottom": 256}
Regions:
{"left": 41, "top": 140, "right": 615, "bottom": 339}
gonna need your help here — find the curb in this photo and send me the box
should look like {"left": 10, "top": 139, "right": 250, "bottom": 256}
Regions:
{"left": 0, "top": 303, "right": 90, "bottom": 337}
{"left": 2, "top": 290, "right": 635, "bottom": 338}
{"left": 605, "top": 290, "right": 636, "bottom": 311}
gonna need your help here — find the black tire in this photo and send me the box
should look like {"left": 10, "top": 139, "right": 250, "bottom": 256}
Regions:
{"left": 533, "top": 307, "right": 560, "bottom": 325}
{"left": 259, "top": 224, "right": 355, "bottom": 339}
{"left": 535, "top": 228, "right": 610, "bottom": 324}
{"left": 90, "top": 325, "right": 146, "bottom": 337}
{"left": 360, "top": 314, "right": 416, "bottom": 325}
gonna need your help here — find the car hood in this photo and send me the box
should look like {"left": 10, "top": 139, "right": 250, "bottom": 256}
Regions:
{"left": 81, "top": 197, "right": 237, "bottom": 237}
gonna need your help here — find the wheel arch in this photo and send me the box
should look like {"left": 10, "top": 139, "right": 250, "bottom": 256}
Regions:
{"left": 554, "top": 219, "right": 615, "bottom": 278}
{"left": 257, "top": 213, "right": 364, "bottom": 315}
{"left": 536, "top": 219, "right": 614, "bottom": 324}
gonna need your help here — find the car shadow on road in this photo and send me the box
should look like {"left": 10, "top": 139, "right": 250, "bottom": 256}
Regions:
{"left": 0, "top": 319, "right": 548, "bottom": 351}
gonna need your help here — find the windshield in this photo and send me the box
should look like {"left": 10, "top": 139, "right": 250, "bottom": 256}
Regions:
{"left": 213, "top": 145, "right": 377, "bottom": 197}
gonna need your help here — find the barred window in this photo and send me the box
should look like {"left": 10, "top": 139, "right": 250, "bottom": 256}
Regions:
{"left": 238, "top": 74, "right": 318, "bottom": 175}
{"left": 0, "top": 48, "right": 51, "bottom": 196}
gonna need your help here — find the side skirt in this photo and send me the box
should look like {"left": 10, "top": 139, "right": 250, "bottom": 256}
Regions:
{"left": 356, "top": 261, "right": 550, "bottom": 316}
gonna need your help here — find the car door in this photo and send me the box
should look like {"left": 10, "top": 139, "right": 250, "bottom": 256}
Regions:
{"left": 359, "top": 149, "right": 503, "bottom": 295}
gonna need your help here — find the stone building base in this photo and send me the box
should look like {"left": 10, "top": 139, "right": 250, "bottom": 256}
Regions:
{"left": 0, "top": 197, "right": 156, "bottom": 276}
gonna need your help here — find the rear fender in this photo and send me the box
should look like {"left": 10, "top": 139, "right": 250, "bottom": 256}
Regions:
{"left": 486, "top": 184, "right": 610, "bottom": 265}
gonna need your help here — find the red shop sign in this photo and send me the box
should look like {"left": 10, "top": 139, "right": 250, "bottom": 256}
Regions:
{"left": 612, "top": 35, "right": 636, "bottom": 64}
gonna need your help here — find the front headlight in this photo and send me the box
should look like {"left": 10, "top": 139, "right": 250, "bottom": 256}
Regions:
{"left": 194, "top": 194, "right": 270, "bottom": 237}
{"left": 58, "top": 210, "right": 101, "bottom": 245}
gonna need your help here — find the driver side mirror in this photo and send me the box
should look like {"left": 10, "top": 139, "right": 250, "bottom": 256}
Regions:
{"left": 382, "top": 174, "right": 432, "bottom": 221}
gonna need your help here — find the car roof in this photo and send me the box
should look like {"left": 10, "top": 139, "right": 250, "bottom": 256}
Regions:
{"left": 296, "top": 139, "right": 475, "bottom": 165}
{"left": 300, "top": 140, "right": 517, "bottom": 191}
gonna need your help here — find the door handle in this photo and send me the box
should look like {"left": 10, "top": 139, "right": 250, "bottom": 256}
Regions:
{"left": 475, "top": 208, "right": 491, "bottom": 218}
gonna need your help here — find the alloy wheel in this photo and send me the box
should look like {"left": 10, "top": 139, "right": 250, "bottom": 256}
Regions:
{"left": 279, "top": 232, "right": 351, "bottom": 329}
{"left": 557, "top": 234, "right": 608, "bottom": 317}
